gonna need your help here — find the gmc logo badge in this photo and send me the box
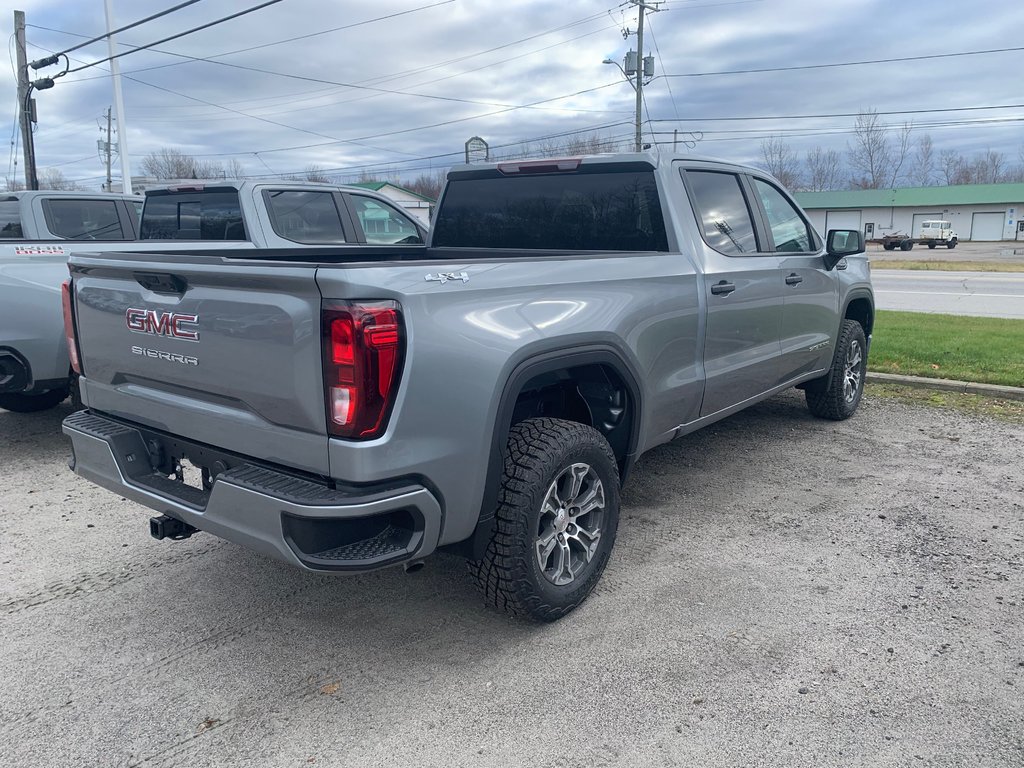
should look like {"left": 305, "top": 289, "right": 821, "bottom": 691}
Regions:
{"left": 125, "top": 308, "right": 200, "bottom": 342}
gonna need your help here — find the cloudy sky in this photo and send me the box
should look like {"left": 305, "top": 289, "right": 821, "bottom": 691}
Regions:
{"left": 3, "top": 0, "right": 1024, "bottom": 189}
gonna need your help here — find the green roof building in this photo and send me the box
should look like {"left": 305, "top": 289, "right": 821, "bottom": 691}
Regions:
{"left": 793, "top": 183, "right": 1024, "bottom": 242}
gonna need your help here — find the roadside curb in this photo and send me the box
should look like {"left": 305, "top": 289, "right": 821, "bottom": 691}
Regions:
{"left": 867, "top": 372, "right": 1024, "bottom": 402}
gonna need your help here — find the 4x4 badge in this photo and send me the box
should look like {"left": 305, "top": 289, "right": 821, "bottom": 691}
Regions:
{"left": 425, "top": 271, "right": 469, "bottom": 285}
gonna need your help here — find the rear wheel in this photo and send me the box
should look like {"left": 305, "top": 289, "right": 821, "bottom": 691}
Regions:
{"left": 468, "top": 417, "right": 620, "bottom": 622}
{"left": 900, "top": 240, "right": 913, "bottom": 251}
{"left": 883, "top": 242, "right": 896, "bottom": 251}
{"left": 805, "top": 319, "right": 867, "bottom": 421}
{"left": 0, "top": 386, "right": 69, "bottom": 413}
{"left": 927, "top": 242, "right": 937, "bottom": 249}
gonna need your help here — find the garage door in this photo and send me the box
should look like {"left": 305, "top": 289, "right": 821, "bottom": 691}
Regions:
{"left": 971, "top": 212, "right": 1005, "bottom": 241}
{"left": 825, "top": 210, "right": 861, "bottom": 232}
{"left": 912, "top": 213, "right": 942, "bottom": 235}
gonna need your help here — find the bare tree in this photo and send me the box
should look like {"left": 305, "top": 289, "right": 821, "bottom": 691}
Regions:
{"left": 140, "top": 147, "right": 225, "bottom": 179}
{"left": 939, "top": 149, "right": 966, "bottom": 185}
{"left": 910, "top": 134, "right": 935, "bottom": 187}
{"left": 302, "top": 164, "right": 333, "bottom": 183}
{"left": 404, "top": 170, "right": 447, "bottom": 201}
{"left": 224, "top": 157, "right": 246, "bottom": 179}
{"left": 804, "top": 146, "right": 842, "bottom": 191}
{"left": 38, "top": 168, "right": 85, "bottom": 190}
{"left": 847, "top": 110, "right": 912, "bottom": 189}
{"left": 971, "top": 150, "right": 1005, "bottom": 184}
{"left": 759, "top": 135, "right": 801, "bottom": 189}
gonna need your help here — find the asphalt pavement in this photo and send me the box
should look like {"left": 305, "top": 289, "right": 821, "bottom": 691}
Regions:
{"left": 2, "top": 392, "right": 1022, "bottom": 767}
{"left": 871, "top": 270, "right": 1024, "bottom": 319}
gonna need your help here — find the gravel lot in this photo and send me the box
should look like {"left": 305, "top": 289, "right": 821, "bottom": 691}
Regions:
{"left": 1, "top": 392, "right": 1021, "bottom": 767}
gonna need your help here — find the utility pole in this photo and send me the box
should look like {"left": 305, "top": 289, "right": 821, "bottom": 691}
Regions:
{"left": 103, "top": 107, "right": 113, "bottom": 191}
{"left": 14, "top": 10, "right": 39, "bottom": 190}
{"left": 633, "top": 2, "right": 646, "bottom": 152}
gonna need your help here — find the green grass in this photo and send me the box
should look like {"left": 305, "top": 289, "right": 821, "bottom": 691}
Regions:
{"left": 869, "top": 310, "right": 1024, "bottom": 387}
{"left": 870, "top": 260, "right": 1024, "bottom": 273}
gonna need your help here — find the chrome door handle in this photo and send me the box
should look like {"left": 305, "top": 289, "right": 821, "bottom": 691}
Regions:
{"left": 710, "top": 281, "right": 736, "bottom": 296}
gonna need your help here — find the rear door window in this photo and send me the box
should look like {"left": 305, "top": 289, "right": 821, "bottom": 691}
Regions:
{"left": 43, "top": 199, "right": 126, "bottom": 240}
{"left": 265, "top": 190, "right": 347, "bottom": 243}
{"left": 684, "top": 170, "right": 760, "bottom": 255}
{"left": 0, "top": 198, "right": 23, "bottom": 238}
{"left": 140, "top": 190, "right": 247, "bottom": 240}
{"left": 348, "top": 195, "right": 422, "bottom": 244}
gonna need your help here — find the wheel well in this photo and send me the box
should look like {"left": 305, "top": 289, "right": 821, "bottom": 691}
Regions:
{"left": 510, "top": 362, "right": 633, "bottom": 475}
{"left": 845, "top": 297, "right": 874, "bottom": 336}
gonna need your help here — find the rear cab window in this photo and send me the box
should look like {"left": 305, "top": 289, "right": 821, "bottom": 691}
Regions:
{"left": 140, "top": 188, "right": 247, "bottom": 240}
{"left": 264, "top": 190, "right": 347, "bottom": 243}
{"left": 42, "top": 198, "right": 127, "bottom": 240}
{"left": 432, "top": 162, "right": 668, "bottom": 251}
{"left": 0, "top": 197, "right": 23, "bottom": 238}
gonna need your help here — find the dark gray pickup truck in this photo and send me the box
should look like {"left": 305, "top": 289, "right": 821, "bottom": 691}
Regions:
{"left": 61, "top": 153, "right": 873, "bottom": 621}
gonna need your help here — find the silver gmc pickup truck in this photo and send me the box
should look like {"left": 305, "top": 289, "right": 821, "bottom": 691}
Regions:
{"left": 62, "top": 153, "right": 873, "bottom": 621}
{"left": 0, "top": 182, "right": 424, "bottom": 413}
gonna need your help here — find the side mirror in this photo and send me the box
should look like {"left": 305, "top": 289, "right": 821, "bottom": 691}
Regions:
{"left": 824, "top": 229, "right": 864, "bottom": 270}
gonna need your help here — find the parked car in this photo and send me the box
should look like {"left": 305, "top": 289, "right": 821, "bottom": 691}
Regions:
{"left": 61, "top": 153, "right": 873, "bottom": 621}
{"left": 0, "top": 182, "right": 426, "bottom": 413}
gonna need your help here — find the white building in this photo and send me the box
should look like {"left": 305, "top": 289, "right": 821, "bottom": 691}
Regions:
{"left": 794, "top": 183, "right": 1024, "bottom": 242}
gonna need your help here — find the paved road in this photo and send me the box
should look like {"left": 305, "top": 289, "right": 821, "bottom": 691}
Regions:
{"left": 2, "top": 393, "right": 1022, "bottom": 767}
{"left": 872, "top": 270, "right": 1024, "bottom": 319}
{"left": 870, "top": 241, "right": 1024, "bottom": 264}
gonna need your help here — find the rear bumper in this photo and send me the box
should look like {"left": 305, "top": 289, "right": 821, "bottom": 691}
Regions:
{"left": 62, "top": 410, "right": 442, "bottom": 572}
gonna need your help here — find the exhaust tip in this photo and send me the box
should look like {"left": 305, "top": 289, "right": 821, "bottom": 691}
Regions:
{"left": 404, "top": 560, "right": 425, "bottom": 574}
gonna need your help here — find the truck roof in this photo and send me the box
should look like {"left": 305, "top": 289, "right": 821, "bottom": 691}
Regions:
{"left": 2, "top": 190, "right": 142, "bottom": 202}
{"left": 143, "top": 179, "right": 382, "bottom": 195}
{"left": 447, "top": 151, "right": 757, "bottom": 175}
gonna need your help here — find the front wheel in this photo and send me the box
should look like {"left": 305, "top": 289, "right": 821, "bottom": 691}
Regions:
{"left": 947, "top": 239, "right": 957, "bottom": 249}
{"left": 805, "top": 320, "right": 867, "bottom": 421}
{"left": 0, "top": 386, "right": 69, "bottom": 413}
{"left": 468, "top": 417, "right": 621, "bottom": 622}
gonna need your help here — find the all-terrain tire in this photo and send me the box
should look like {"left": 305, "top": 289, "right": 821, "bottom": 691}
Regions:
{"left": 468, "top": 417, "right": 620, "bottom": 622}
{"left": 0, "top": 386, "right": 69, "bottom": 413}
{"left": 805, "top": 319, "right": 867, "bottom": 421}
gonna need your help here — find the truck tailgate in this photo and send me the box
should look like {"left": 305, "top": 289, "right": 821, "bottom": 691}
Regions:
{"left": 72, "top": 256, "right": 329, "bottom": 475}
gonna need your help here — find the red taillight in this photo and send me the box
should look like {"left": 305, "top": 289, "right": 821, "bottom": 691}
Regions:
{"left": 61, "top": 280, "right": 82, "bottom": 375}
{"left": 322, "top": 301, "right": 403, "bottom": 440}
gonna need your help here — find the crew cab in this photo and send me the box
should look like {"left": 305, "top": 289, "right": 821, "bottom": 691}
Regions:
{"left": 0, "top": 182, "right": 425, "bottom": 413}
{"left": 61, "top": 154, "right": 873, "bottom": 621}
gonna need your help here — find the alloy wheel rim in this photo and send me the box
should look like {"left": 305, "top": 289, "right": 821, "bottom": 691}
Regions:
{"left": 535, "top": 463, "right": 605, "bottom": 587}
{"left": 843, "top": 339, "right": 863, "bottom": 403}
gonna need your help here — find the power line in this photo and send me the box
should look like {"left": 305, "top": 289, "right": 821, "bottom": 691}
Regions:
{"left": 65, "top": 0, "right": 286, "bottom": 74}
{"left": 651, "top": 103, "right": 1024, "bottom": 123}
{"left": 36, "top": 0, "right": 457, "bottom": 82}
{"left": 37, "top": 0, "right": 206, "bottom": 61}
{"left": 662, "top": 45, "right": 1024, "bottom": 78}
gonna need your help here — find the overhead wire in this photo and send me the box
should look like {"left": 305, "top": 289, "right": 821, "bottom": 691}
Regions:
{"left": 64, "top": 0, "right": 286, "bottom": 74}
{"left": 39, "top": 0, "right": 206, "bottom": 59}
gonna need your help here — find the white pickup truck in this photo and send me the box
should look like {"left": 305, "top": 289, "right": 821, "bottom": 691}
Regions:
{"left": 0, "top": 182, "right": 427, "bottom": 412}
